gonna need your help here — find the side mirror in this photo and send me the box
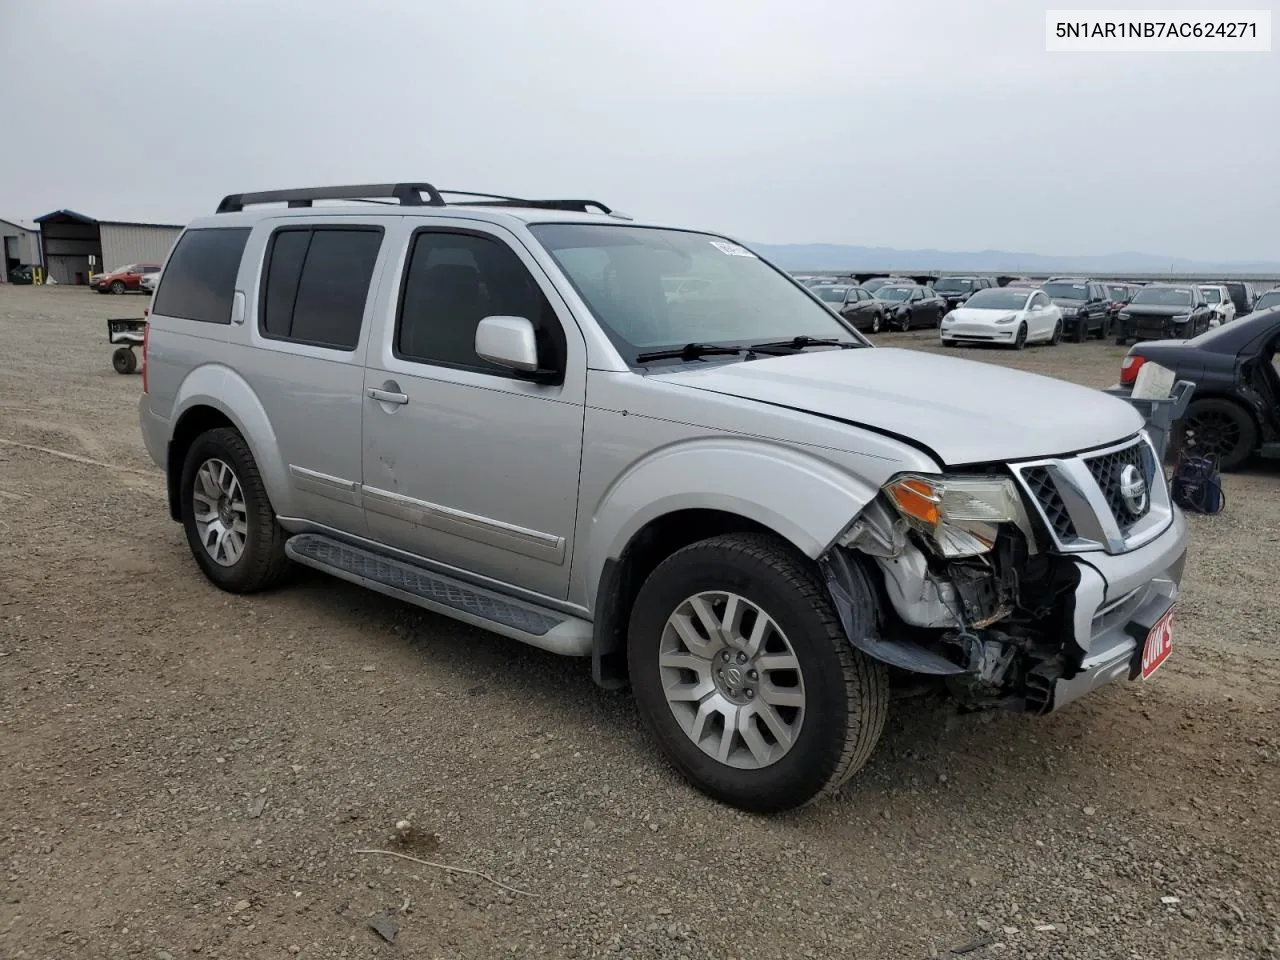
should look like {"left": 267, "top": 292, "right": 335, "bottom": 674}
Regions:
{"left": 475, "top": 315, "right": 539, "bottom": 372}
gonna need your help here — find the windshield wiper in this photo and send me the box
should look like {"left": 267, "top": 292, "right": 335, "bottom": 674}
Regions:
{"left": 634, "top": 343, "right": 744, "bottom": 363}
{"left": 746, "top": 336, "right": 861, "bottom": 355}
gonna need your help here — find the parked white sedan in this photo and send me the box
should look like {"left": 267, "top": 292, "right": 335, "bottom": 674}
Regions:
{"left": 140, "top": 271, "right": 161, "bottom": 295}
{"left": 1198, "top": 284, "right": 1235, "bottom": 327}
{"left": 939, "top": 286, "right": 1063, "bottom": 349}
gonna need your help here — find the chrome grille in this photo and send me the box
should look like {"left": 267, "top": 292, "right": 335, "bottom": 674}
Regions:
{"left": 1085, "top": 442, "right": 1154, "bottom": 531}
{"left": 1022, "top": 466, "right": 1076, "bottom": 540}
{"left": 1011, "top": 434, "right": 1172, "bottom": 556}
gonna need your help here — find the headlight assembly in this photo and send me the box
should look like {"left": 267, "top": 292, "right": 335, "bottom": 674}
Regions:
{"left": 994, "top": 313, "right": 1018, "bottom": 325}
{"left": 882, "top": 474, "right": 1035, "bottom": 558}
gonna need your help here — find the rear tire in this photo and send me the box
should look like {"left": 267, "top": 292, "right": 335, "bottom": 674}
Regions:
{"left": 1174, "top": 398, "right": 1258, "bottom": 472}
{"left": 627, "top": 533, "right": 889, "bottom": 813}
{"left": 179, "top": 427, "right": 290, "bottom": 593}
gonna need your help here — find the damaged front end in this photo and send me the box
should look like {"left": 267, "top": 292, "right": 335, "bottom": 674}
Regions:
{"left": 820, "top": 473, "right": 1085, "bottom": 715}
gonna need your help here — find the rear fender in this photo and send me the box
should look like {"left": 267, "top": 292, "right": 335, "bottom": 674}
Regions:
{"left": 170, "top": 364, "right": 292, "bottom": 516}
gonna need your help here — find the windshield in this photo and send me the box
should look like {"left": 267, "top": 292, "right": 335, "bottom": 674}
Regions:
{"left": 528, "top": 223, "right": 863, "bottom": 361}
{"left": 815, "top": 285, "right": 850, "bottom": 303}
{"left": 863, "top": 278, "right": 899, "bottom": 292}
{"left": 934, "top": 278, "right": 974, "bottom": 293}
{"left": 1042, "top": 281, "right": 1088, "bottom": 300}
{"left": 962, "top": 289, "right": 1030, "bottom": 310}
{"left": 1253, "top": 290, "right": 1280, "bottom": 312}
{"left": 876, "top": 286, "right": 912, "bottom": 302}
{"left": 1200, "top": 287, "right": 1221, "bottom": 303}
{"left": 1132, "top": 286, "right": 1193, "bottom": 307}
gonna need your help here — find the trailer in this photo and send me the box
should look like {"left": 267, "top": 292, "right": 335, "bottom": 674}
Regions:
{"left": 108, "top": 317, "right": 146, "bottom": 374}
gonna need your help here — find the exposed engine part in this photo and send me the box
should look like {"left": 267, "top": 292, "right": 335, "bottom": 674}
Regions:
{"left": 820, "top": 548, "right": 965, "bottom": 675}
{"left": 838, "top": 498, "right": 908, "bottom": 558}
{"left": 871, "top": 543, "right": 961, "bottom": 629}
{"left": 945, "top": 629, "right": 1019, "bottom": 684}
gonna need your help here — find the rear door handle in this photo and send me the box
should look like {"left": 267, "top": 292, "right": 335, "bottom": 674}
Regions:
{"left": 367, "top": 387, "right": 409, "bottom": 405}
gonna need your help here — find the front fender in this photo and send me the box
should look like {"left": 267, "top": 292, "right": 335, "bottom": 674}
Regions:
{"left": 585, "top": 437, "right": 878, "bottom": 602}
{"left": 171, "top": 363, "right": 293, "bottom": 516}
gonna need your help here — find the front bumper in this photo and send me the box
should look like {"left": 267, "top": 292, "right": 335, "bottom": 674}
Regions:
{"left": 1047, "top": 504, "right": 1187, "bottom": 712}
{"left": 940, "top": 322, "right": 1018, "bottom": 343}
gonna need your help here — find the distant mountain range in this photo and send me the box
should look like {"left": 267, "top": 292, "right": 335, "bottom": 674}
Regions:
{"left": 748, "top": 242, "right": 1280, "bottom": 275}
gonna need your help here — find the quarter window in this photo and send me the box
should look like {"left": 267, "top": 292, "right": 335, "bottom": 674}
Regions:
{"left": 259, "top": 227, "right": 383, "bottom": 351}
{"left": 152, "top": 227, "right": 251, "bottom": 324}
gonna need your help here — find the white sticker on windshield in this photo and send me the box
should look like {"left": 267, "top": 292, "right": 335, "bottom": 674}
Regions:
{"left": 709, "top": 240, "right": 757, "bottom": 258}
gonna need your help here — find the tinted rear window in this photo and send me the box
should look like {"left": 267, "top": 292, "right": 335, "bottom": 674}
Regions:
{"left": 152, "top": 227, "right": 250, "bottom": 324}
{"left": 259, "top": 227, "right": 383, "bottom": 350}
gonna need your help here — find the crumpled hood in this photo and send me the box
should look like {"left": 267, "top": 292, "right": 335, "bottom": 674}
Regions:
{"left": 652, "top": 347, "right": 1145, "bottom": 467}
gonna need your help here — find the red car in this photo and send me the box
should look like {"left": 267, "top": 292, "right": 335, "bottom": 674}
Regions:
{"left": 93, "top": 263, "right": 161, "bottom": 294}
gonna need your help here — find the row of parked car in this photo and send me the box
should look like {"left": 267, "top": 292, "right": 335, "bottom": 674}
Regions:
{"left": 798, "top": 273, "right": 1279, "bottom": 349}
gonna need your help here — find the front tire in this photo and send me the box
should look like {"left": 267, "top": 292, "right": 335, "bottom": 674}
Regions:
{"left": 179, "top": 427, "right": 290, "bottom": 593}
{"left": 1071, "top": 318, "right": 1086, "bottom": 343}
{"left": 1012, "top": 323, "right": 1027, "bottom": 350}
{"left": 896, "top": 311, "right": 911, "bottom": 332}
{"left": 627, "top": 533, "right": 888, "bottom": 813}
{"left": 870, "top": 312, "right": 882, "bottom": 334}
{"left": 110, "top": 280, "right": 125, "bottom": 294}
{"left": 1049, "top": 320, "right": 1062, "bottom": 345}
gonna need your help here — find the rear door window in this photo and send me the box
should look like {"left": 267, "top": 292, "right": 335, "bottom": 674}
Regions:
{"left": 152, "top": 227, "right": 251, "bottom": 324}
{"left": 258, "top": 226, "right": 383, "bottom": 351}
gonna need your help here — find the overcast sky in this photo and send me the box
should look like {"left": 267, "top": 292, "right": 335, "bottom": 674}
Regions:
{"left": 1, "top": 0, "right": 1276, "bottom": 261}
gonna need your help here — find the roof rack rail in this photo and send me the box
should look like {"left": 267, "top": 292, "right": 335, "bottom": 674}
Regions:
{"left": 216, "top": 182, "right": 446, "bottom": 213}
{"left": 436, "top": 190, "right": 614, "bottom": 215}
{"left": 215, "top": 183, "right": 618, "bottom": 216}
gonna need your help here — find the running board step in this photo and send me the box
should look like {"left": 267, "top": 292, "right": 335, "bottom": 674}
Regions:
{"left": 284, "top": 534, "right": 592, "bottom": 656}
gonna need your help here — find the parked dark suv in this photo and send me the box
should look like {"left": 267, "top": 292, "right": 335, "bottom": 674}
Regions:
{"left": 932, "top": 276, "right": 996, "bottom": 311}
{"left": 1041, "top": 278, "right": 1111, "bottom": 341}
{"left": 1114, "top": 283, "right": 1216, "bottom": 344}
{"left": 1210, "top": 280, "right": 1257, "bottom": 319}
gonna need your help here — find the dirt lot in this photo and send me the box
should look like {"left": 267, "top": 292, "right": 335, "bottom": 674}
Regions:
{"left": 2, "top": 285, "right": 1278, "bottom": 960}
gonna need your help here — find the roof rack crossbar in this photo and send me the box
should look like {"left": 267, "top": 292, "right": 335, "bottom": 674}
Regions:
{"left": 216, "top": 182, "right": 446, "bottom": 213}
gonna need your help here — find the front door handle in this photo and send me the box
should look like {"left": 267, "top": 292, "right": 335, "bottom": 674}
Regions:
{"left": 367, "top": 387, "right": 409, "bottom": 405}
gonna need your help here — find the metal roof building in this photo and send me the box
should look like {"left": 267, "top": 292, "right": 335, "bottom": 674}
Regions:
{"left": 0, "top": 218, "right": 40, "bottom": 281}
{"left": 33, "top": 210, "right": 183, "bottom": 286}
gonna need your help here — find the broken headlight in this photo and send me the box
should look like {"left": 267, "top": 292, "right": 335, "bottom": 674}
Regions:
{"left": 882, "top": 474, "right": 1034, "bottom": 558}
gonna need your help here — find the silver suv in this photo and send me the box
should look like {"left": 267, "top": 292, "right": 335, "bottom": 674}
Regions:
{"left": 138, "top": 183, "right": 1187, "bottom": 812}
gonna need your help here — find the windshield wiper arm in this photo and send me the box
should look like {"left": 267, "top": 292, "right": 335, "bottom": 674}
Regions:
{"left": 634, "top": 343, "right": 744, "bottom": 363}
{"left": 746, "top": 336, "right": 861, "bottom": 355}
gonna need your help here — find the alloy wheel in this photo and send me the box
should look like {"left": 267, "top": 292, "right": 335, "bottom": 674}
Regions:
{"left": 191, "top": 458, "right": 248, "bottom": 566}
{"left": 1182, "top": 411, "right": 1242, "bottom": 461}
{"left": 659, "top": 591, "right": 806, "bottom": 770}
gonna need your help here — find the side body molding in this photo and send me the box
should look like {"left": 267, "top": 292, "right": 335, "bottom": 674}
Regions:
{"left": 585, "top": 437, "right": 880, "bottom": 605}
{"left": 169, "top": 363, "right": 295, "bottom": 517}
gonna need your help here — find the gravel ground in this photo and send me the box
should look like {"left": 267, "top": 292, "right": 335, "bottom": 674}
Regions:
{"left": 1, "top": 285, "right": 1278, "bottom": 960}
